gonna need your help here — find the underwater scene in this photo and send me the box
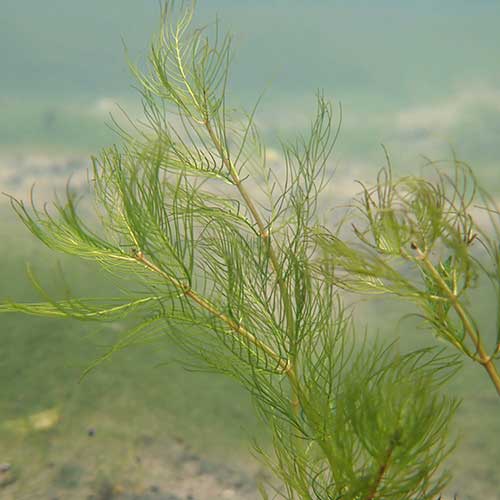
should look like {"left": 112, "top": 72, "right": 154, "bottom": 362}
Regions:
{"left": 1, "top": 1, "right": 499, "bottom": 498}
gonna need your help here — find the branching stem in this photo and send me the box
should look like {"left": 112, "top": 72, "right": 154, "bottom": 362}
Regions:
{"left": 365, "top": 444, "right": 394, "bottom": 500}
{"left": 204, "top": 118, "right": 301, "bottom": 412}
{"left": 134, "top": 251, "right": 292, "bottom": 375}
{"left": 414, "top": 245, "right": 500, "bottom": 396}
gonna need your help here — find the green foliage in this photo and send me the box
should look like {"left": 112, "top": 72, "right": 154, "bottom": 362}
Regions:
{"left": 314, "top": 156, "right": 500, "bottom": 396}
{"left": 5, "top": 1, "right": 499, "bottom": 498}
{"left": 256, "top": 344, "right": 457, "bottom": 499}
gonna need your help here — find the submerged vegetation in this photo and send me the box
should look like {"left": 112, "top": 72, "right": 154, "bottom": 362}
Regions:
{"left": 1, "top": 2, "right": 499, "bottom": 498}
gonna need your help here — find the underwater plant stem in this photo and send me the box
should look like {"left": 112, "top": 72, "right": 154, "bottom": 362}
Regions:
{"left": 204, "top": 120, "right": 294, "bottom": 334}
{"left": 204, "top": 119, "right": 301, "bottom": 413}
{"left": 416, "top": 247, "right": 500, "bottom": 396}
{"left": 134, "top": 251, "right": 292, "bottom": 375}
{"left": 365, "top": 445, "right": 394, "bottom": 500}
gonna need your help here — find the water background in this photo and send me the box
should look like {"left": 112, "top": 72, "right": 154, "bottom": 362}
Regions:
{"left": 2, "top": 2, "right": 500, "bottom": 498}
{"left": 2, "top": 0, "right": 500, "bottom": 186}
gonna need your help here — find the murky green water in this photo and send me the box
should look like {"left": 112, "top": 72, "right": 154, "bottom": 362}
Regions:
{"left": 2, "top": 1, "right": 500, "bottom": 179}
{"left": 1, "top": 2, "right": 500, "bottom": 498}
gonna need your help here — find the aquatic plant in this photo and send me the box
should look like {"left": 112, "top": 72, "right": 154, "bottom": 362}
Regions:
{"left": 2, "top": 2, "right": 498, "bottom": 498}
{"left": 314, "top": 155, "right": 500, "bottom": 398}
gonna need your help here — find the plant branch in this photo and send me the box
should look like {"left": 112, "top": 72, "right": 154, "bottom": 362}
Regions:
{"left": 203, "top": 118, "right": 301, "bottom": 412}
{"left": 204, "top": 120, "right": 294, "bottom": 330}
{"left": 365, "top": 443, "right": 394, "bottom": 500}
{"left": 133, "top": 250, "right": 292, "bottom": 375}
{"left": 413, "top": 245, "right": 500, "bottom": 396}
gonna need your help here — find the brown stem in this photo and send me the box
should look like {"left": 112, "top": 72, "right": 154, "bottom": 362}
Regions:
{"left": 415, "top": 246, "right": 500, "bottom": 397}
{"left": 203, "top": 121, "right": 294, "bottom": 333}
{"left": 134, "top": 252, "right": 291, "bottom": 375}
{"left": 365, "top": 445, "right": 394, "bottom": 500}
{"left": 204, "top": 119, "right": 300, "bottom": 412}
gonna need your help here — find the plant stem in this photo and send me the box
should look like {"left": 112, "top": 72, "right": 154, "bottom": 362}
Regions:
{"left": 415, "top": 246, "right": 500, "bottom": 396}
{"left": 134, "top": 251, "right": 291, "bottom": 375}
{"left": 365, "top": 445, "right": 394, "bottom": 500}
{"left": 203, "top": 120, "right": 295, "bottom": 335}
{"left": 204, "top": 119, "right": 301, "bottom": 412}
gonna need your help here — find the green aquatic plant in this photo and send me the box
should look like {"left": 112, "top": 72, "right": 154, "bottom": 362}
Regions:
{"left": 4, "top": 1, "right": 497, "bottom": 498}
{"left": 314, "top": 156, "right": 500, "bottom": 397}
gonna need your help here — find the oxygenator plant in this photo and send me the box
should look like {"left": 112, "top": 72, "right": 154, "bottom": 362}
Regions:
{"left": 3, "top": 2, "right": 499, "bottom": 498}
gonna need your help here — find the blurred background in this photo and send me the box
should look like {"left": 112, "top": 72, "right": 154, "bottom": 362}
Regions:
{"left": 1, "top": 1, "right": 499, "bottom": 498}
